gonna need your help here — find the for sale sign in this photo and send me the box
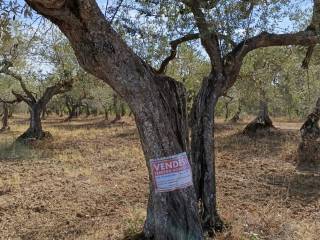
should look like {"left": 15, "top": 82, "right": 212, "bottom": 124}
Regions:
{"left": 150, "top": 152, "right": 193, "bottom": 193}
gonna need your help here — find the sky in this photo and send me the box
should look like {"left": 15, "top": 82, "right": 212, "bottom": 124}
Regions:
{"left": 13, "top": 0, "right": 313, "bottom": 33}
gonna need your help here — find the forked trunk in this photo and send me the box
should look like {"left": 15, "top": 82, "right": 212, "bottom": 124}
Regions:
{"left": 190, "top": 76, "right": 223, "bottom": 235}
{"left": 17, "top": 104, "right": 46, "bottom": 141}
{"left": 1, "top": 103, "right": 10, "bottom": 132}
{"left": 243, "top": 100, "right": 274, "bottom": 135}
{"left": 297, "top": 98, "right": 320, "bottom": 171}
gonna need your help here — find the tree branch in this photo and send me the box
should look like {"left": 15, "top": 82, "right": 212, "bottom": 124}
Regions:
{"left": 40, "top": 79, "right": 73, "bottom": 106}
{"left": 183, "top": 0, "right": 224, "bottom": 72}
{"left": 302, "top": 45, "right": 315, "bottom": 69}
{"left": 11, "top": 91, "right": 33, "bottom": 106}
{"left": 227, "top": 30, "right": 318, "bottom": 67}
{"left": 0, "top": 66, "right": 37, "bottom": 103}
{"left": 0, "top": 96, "right": 21, "bottom": 104}
{"left": 156, "top": 33, "right": 200, "bottom": 74}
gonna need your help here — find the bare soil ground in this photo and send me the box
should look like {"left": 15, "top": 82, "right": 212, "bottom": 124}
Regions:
{"left": 0, "top": 116, "right": 319, "bottom": 240}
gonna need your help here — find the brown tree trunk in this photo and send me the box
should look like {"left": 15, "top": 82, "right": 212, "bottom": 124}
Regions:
{"left": 297, "top": 98, "right": 320, "bottom": 171}
{"left": 8, "top": 105, "right": 14, "bottom": 118}
{"left": 0, "top": 103, "right": 10, "bottom": 132}
{"left": 66, "top": 105, "right": 79, "bottom": 121}
{"left": 104, "top": 106, "right": 109, "bottom": 120}
{"left": 121, "top": 102, "right": 126, "bottom": 116}
{"left": 190, "top": 76, "right": 223, "bottom": 235}
{"left": 243, "top": 100, "right": 274, "bottom": 135}
{"left": 136, "top": 76, "right": 202, "bottom": 239}
{"left": 229, "top": 105, "right": 241, "bottom": 123}
{"left": 112, "top": 93, "right": 121, "bottom": 122}
{"left": 224, "top": 102, "right": 230, "bottom": 122}
{"left": 85, "top": 103, "right": 90, "bottom": 117}
{"left": 17, "top": 104, "right": 46, "bottom": 141}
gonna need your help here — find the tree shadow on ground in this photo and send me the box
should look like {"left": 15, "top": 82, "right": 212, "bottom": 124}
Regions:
{"left": 47, "top": 119, "right": 132, "bottom": 131}
{"left": 216, "top": 128, "right": 299, "bottom": 159}
{"left": 122, "top": 232, "right": 146, "bottom": 240}
{"left": 0, "top": 141, "right": 42, "bottom": 162}
{"left": 261, "top": 170, "right": 320, "bottom": 205}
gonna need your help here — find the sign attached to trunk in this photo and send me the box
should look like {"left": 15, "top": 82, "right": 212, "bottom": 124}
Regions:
{"left": 150, "top": 152, "right": 193, "bottom": 193}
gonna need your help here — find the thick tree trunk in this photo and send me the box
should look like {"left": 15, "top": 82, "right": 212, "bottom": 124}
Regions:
{"left": 17, "top": 104, "right": 47, "bottom": 141}
{"left": 243, "top": 100, "right": 274, "bottom": 135}
{"left": 0, "top": 103, "right": 10, "bottom": 132}
{"left": 190, "top": 76, "right": 223, "bottom": 235}
{"left": 136, "top": 76, "right": 202, "bottom": 239}
{"left": 297, "top": 98, "right": 320, "bottom": 171}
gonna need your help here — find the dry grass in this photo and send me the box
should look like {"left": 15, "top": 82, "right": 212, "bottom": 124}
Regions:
{"left": 0, "top": 116, "right": 319, "bottom": 240}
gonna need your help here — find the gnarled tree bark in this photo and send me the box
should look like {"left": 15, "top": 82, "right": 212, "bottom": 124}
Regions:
{"left": 243, "top": 99, "right": 274, "bottom": 135}
{"left": 190, "top": 74, "right": 224, "bottom": 235}
{"left": 297, "top": 97, "right": 320, "bottom": 171}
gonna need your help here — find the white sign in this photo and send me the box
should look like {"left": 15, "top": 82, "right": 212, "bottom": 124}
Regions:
{"left": 150, "top": 152, "right": 193, "bottom": 193}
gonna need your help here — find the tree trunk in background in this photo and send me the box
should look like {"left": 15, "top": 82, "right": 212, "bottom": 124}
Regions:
{"left": 1, "top": 103, "right": 10, "bottom": 132}
{"left": 104, "top": 108, "right": 109, "bottom": 120}
{"left": 17, "top": 104, "right": 46, "bottom": 141}
{"left": 224, "top": 101, "right": 230, "bottom": 122}
{"left": 85, "top": 103, "right": 90, "bottom": 117}
{"left": 297, "top": 97, "right": 320, "bottom": 172}
{"left": 121, "top": 102, "right": 126, "bottom": 116}
{"left": 41, "top": 106, "right": 47, "bottom": 120}
{"left": 190, "top": 75, "right": 223, "bottom": 235}
{"left": 229, "top": 105, "right": 241, "bottom": 123}
{"left": 67, "top": 105, "right": 79, "bottom": 121}
{"left": 8, "top": 105, "right": 14, "bottom": 118}
{"left": 243, "top": 99, "right": 274, "bottom": 135}
{"left": 112, "top": 93, "right": 121, "bottom": 122}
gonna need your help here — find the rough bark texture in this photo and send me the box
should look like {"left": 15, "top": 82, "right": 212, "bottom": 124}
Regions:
{"left": 140, "top": 76, "right": 202, "bottom": 239}
{"left": 190, "top": 74, "right": 224, "bottom": 235}
{"left": 243, "top": 100, "right": 274, "bottom": 135}
{"left": 297, "top": 98, "right": 320, "bottom": 172}
{"left": 25, "top": 1, "right": 203, "bottom": 239}
{"left": 0, "top": 102, "right": 10, "bottom": 132}
{"left": 17, "top": 104, "right": 48, "bottom": 142}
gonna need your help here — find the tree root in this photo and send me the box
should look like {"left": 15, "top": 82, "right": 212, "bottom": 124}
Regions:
{"left": 16, "top": 129, "right": 53, "bottom": 144}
